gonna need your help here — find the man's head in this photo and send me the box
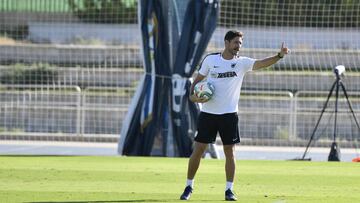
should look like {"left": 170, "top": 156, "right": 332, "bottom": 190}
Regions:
{"left": 224, "top": 30, "right": 243, "bottom": 56}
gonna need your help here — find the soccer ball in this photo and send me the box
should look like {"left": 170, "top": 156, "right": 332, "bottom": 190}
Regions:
{"left": 194, "top": 81, "right": 215, "bottom": 100}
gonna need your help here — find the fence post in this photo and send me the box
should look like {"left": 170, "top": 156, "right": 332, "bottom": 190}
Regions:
{"left": 75, "top": 86, "right": 82, "bottom": 136}
{"left": 288, "top": 91, "right": 295, "bottom": 141}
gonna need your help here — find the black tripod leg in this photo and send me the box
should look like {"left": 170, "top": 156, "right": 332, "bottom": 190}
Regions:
{"left": 340, "top": 82, "right": 360, "bottom": 135}
{"left": 301, "top": 80, "right": 337, "bottom": 160}
{"left": 333, "top": 79, "right": 340, "bottom": 142}
{"left": 328, "top": 79, "right": 341, "bottom": 161}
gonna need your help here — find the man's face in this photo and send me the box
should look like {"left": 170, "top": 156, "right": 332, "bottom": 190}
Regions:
{"left": 225, "top": 36, "right": 243, "bottom": 56}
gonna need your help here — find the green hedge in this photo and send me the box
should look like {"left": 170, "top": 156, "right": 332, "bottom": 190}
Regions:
{"left": 220, "top": 0, "right": 360, "bottom": 27}
{"left": 68, "top": 0, "right": 359, "bottom": 26}
{"left": 0, "top": 63, "right": 58, "bottom": 85}
{"left": 68, "top": 0, "right": 137, "bottom": 24}
{"left": 1, "top": 0, "right": 358, "bottom": 27}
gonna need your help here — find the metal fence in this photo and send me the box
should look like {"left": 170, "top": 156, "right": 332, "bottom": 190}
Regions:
{"left": 1, "top": 84, "right": 359, "bottom": 147}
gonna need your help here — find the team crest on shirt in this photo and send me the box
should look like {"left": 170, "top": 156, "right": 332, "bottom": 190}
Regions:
{"left": 213, "top": 65, "right": 220, "bottom": 68}
{"left": 231, "top": 63, "right": 236, "bottom": 68}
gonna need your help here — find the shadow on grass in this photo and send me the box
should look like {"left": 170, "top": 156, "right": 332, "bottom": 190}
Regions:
{"left": 27, "top": 200, "right": 163, "bottom": 203}
{"left": 26, "top": 199, "right": 219, "bottom": 203}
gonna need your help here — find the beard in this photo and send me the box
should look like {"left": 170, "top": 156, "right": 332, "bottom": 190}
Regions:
{"left": 231, "top": 48, "right": 239, "bottom": 56}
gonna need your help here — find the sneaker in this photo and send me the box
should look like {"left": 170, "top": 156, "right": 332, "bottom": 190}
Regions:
{"left": 225, "top": 189, "right": 237, "bottom": 201}
{"left": 180, "top": 186, "right": 193, "bottom": 200}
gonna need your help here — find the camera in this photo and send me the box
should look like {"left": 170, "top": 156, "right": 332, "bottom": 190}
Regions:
{"left": 333, "top": 65, "right": 345, "bottom": 76}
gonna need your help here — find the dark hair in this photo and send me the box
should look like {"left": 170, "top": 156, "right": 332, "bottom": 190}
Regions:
{"left": 224, "top": 30, "right": 243, "bottom": 42}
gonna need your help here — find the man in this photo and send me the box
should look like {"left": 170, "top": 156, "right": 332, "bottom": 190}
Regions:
{"left": 180, "top": 30, "right": 290, "bottom": 201}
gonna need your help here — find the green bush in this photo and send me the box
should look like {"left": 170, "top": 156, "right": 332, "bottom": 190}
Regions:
{"left": 220, "top": 0, "right": 360, "bottom": 27}
{"left": 0, "top": 25, "right": 29, "bottom": 40}
{"left": 0, "top": 63, "right": 58, "bottom": 84}
{"left": 68, "top": 0, "right": 137, "bottom": 23}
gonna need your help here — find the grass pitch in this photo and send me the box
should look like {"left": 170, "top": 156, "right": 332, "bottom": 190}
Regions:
{"left": 0, "top": 156, "right": 359, "bottom": 203}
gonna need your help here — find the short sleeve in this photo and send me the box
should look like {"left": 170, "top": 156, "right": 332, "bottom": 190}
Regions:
{"left": 241, "top": 57, "right": 256, "bottom": 72}
{"left": 198, "top": 56, "right": 211, "bottom": 76}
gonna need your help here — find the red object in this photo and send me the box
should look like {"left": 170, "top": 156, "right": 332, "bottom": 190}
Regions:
{"left": 352, "top": 157, "right": 360, "bottom": 162}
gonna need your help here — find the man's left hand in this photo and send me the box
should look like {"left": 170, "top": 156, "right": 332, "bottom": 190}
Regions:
{"left": 279, "top": 42, "right": 290, "bottom": 57}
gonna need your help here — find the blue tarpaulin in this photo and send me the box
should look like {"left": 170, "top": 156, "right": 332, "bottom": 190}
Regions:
{"left": 118, "top": 0, "right": 219, "bottom": 157}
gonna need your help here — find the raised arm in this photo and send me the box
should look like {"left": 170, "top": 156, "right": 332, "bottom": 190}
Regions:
{"left": 253, "top": 42, "right": 290, "bottom": 70}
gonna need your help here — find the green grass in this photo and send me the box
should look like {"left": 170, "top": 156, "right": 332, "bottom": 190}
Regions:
{"left": 0, "top": 156, "right": 359, "bottom": 203}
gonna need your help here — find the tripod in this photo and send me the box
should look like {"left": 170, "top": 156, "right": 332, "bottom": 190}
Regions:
{"left": 301, "top": 71, "right": 360, "bottom": 161}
